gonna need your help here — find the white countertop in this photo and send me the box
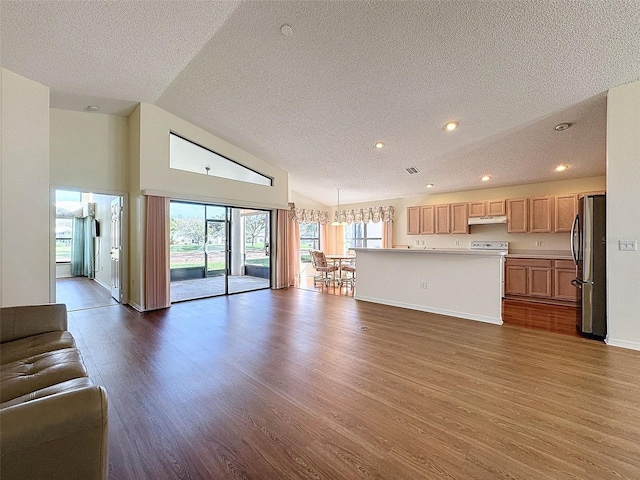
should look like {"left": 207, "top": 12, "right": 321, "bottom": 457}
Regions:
{"left": 352, "top": 247, "right": 507, "bottom": 257}
{"left": 507, "top": 250, "right": 573, "bottom": 260}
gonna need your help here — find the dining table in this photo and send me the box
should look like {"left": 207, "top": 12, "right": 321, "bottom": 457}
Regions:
{"left": 325, "top": 254, "right": 355, "bottom": 285}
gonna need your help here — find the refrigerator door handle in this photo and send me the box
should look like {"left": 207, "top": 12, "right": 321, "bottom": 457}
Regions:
{"left": 570, "top": 214, "right": 580, "bottom": 265}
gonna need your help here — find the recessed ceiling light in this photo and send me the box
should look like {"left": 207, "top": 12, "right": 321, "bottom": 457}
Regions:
{"left": 86, "top": 105, "right": 99, "bottom": 111}
{"left": 374, "top": 141, "right": 384, "bottom": 149}
{"left": 426, "top": 183, "right": 434, "bottom": 188}
{"left": 481, "top": 175, "right": 491, "bottom": 182}
{"left": 554, "top": 122, "right": 572, "bottom": 132}
{"left": 445, "top": 121, "right": 459, "bottom": 131}
{"left": 280, "top": 24, "right": 293, "bottom": 36}
{"left": 554, "top": 164, "right": 569, "bottom": 172}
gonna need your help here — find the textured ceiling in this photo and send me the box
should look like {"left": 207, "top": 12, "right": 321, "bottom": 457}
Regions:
{"left": 2, "top": 1, "right": 639, "bottom": 205}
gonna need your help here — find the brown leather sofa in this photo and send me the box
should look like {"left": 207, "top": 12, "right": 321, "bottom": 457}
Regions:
{"left": 0, "top": 304, "right": 108, "bottom": 479}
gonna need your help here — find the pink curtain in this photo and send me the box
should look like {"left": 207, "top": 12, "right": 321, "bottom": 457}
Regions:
{"left": 320, "top": 222, "right": 330, "bottom": 252}
{"left": 382, "top": 220, "right": 393, "bottom": 249}
{"left": 274, "top": 209, "right": 290, "bottom": 289}
{"left": 287, "top": 218, "right": 300, "bottom": 287}
{"left": 145, "top": 195, "right": 170, "bottom": 310}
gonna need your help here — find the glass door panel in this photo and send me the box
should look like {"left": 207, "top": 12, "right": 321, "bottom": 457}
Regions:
{"left": 229, "top": 210, "right": 271, "bottom": 294}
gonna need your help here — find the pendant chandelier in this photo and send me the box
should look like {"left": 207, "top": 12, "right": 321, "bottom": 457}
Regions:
{"left": 330, "top": 188, "right": 348, "bottom": 226}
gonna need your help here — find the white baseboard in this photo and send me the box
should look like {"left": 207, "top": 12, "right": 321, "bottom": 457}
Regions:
{"left": 605, "top": 337, "right": 640, "bottom": 351}
{"left": 94, "top": 277, "right": 110, "bottom": 291}
{"left": 354, "top": 295, "right": 503, "bottom": 325}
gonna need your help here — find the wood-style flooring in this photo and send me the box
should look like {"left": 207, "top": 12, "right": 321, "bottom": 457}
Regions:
{"left": 67, "top": 289, "right": 640, "bottom": 479}
{"left": 56, "top": 276, "right": 119, "bottom": 311}
{"left": 502, "top": 299, "right": 581, "bottom": 337}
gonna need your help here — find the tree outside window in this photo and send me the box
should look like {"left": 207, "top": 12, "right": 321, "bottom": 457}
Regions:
{"left": 300, "top": 222, "right": 320, "bottom": 262}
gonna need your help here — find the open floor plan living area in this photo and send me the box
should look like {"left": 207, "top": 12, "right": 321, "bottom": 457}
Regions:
{"left": 2, "top": 1, "right": 640, "bottom": 479}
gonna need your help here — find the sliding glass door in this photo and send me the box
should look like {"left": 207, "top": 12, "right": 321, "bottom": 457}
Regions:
{"left": 169, "top": 201, "right": 271, "bottom": 302}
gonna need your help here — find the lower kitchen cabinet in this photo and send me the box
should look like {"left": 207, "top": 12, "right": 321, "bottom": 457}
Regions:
{"left": 553, "top": 260, "right": 580, "bottom": 302}
{"left": 504, "top": 257, "right": 578, "bottom": 305}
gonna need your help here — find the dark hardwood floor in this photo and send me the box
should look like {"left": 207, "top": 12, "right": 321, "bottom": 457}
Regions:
{"left": 56, "top": 276, "right": 119, "bottom": 311}
{"left": 67, "top": 289, "right": 640, "bottom": 479}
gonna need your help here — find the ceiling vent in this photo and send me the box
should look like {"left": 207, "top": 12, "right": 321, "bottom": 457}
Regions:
{"left": 405, "top": 166, "right": 420, "bottom": 175}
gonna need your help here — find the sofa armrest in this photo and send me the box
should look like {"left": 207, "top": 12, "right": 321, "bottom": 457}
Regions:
{"left": 0, "top": 385, "right": 108, "bottom": 480}
{"left": 0, "top": 304, "right": 68, "bottom": 343}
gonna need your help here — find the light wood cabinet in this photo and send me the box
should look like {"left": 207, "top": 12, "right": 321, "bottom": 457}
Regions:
{"left": 529, "top": 196, "right": 553, "bottom": 233}
{"left": 407, "top": 206, "right": 420, "bottom": 235}
{"left": 468, "top": 199, "right": 506, "bottom": 217}
{"left": 450, "top": 203, "right": 469, "bottom": 234}
{"left": 528, "top": 266, "right": 553, "bottom": 297}
{"left": 420, "top": 205, "right": 435, "bottom": 234}
{"left": 554, "top": 194, "right": 578, "bottom": 232}
{"left": 435, "top": 204, "right": 450, "bottom": 234}
{"left": 505, "top": 257, "right": 578, "bottom": 305}
{"left": 468, "top": 201, "right": 486, "bottom": 217}
{"left": 507, "top": 198, "right": 529, "bottom": 233}
{"left": 505, "top": 265, "right": 528, "bottom": 296}
{"left": 508, "top": 196, "right": 554, "bottom": 233}
{"left": 487, "top": 200, "right": 506, "bottom": 216}
{"left": 553, "top": 260, "right": 579, "bottom": 302}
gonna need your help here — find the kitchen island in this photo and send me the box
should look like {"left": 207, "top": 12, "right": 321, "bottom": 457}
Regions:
{"left": 352, "top": 248, "right": 506, "bottom": 324}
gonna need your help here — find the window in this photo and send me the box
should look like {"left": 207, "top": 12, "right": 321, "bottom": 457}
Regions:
{"left": 344, "top": 221, "right": 382, "bottom": 249}
{"left": 300, "top": 222, "right": 320, "bottom": 262}
{"left": 169, "top": 133, "right": 273, "bottom": 186}
{"left": 55, "top": 190, "right": 83, "bottom": 263}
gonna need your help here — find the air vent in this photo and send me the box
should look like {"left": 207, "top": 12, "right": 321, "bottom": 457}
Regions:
{"left": 405, "top": 166, "right": 420, "bottom": 175}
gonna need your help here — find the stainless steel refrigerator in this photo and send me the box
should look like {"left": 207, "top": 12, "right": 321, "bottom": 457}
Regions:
{"left": 571, "top": 194, "right": 606, "bottom": 338}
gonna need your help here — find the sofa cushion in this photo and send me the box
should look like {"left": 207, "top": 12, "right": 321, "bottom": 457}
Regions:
{"left": 0, "top": 348, "right": 88, "bottom": 403}
{"left": 0, "top": 377, "right": 94, "bottom": 409}
{"left": 0, "top": 331, "right": 76, "bottom": 365}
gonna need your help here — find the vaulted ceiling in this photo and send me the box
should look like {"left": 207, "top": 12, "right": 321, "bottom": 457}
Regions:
{"left": 2, "top": 1, "right": 639, "bottom": 205}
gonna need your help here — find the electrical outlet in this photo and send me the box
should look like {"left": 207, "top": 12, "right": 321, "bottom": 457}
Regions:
{"left": 455, "top": 240, "right": 460, "bottom": 246}
{"left": 420, "top": 280, "right": 427, "bottom": 289}
{"left": 618, "top": 240, "right": 638, "bottom": 251}
{"left": 415, "top": 240, "right": 420, "bottom": 246}
{"left": 535, "top": 241, "right": 542, "bottom": 247}
{"left": 421, "top": 240, "right": 425, "bottom": 245}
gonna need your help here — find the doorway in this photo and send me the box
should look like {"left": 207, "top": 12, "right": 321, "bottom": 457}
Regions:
{"left": 54, "top": 189, "right": 124, "bottom": 311}
{"left": 169, "top": 201, "right": 271, "bottom": 303}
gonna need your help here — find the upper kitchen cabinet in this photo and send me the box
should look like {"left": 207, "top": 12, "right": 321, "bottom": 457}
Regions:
{"left": 435, "top": 204, "right": 451, "bottom": 234}
{"left": 468, "top": 201, "right": 486, "bottom": 217}
{"left": 407, "top": 206, "right": 420, "bottom": 235}
{"left": 468, "top": 200, "right": 505, "bottom": 218}
{"left": 507, "top": 198, "right": 529, "bottom": 233}
{"left": 554, "top": 194, "right": 578, "bottom": 232}
{"left": 420, "top": 205, "right": 436, "bottom": 234}
{"left": 450, "top": 203, "right": 469, "bottom": 234}
{"left": 529, "top": 196, "right": 554, "bottom": 233}
{"left": 507, "top": 196, "right": 553, "bottom": 233}
{"left": 487, "top": 199, "right": 506, "bottom": 216}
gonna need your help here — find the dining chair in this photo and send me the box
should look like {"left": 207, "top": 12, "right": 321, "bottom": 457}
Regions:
{"left": 341, "top": 259, "right": 356, "bottom": 287}
{"left": 309, "top": 250, "right": 338, "bottom": 285}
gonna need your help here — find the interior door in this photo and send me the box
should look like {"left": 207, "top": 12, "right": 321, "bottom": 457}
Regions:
{"left": 110, "top": 197, "right": 123, "bottom": 301}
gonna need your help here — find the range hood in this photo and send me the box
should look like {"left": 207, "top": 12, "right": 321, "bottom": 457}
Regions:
{"left": 468, "top": 215, "right": 508, "bottom": 225}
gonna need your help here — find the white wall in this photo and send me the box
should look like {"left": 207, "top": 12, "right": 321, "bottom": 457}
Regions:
{"left": 606, "top": 81, "right": 640, "bottom": 350}
{"left": 337, "top": 176, "right": 606, "bottom": 253}
{"left": 137, "top": 103, "right": 289, "bottom": 210}
{"left": 50, "top": 109, "right": 129, "bottom": 193}
{"left": 0, "top": 69, "right": 51, "bottom": 306}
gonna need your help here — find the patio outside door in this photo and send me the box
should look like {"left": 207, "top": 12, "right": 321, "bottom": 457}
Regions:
{"left": 205, "top": 218, "right": 229, "bottom": 290}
